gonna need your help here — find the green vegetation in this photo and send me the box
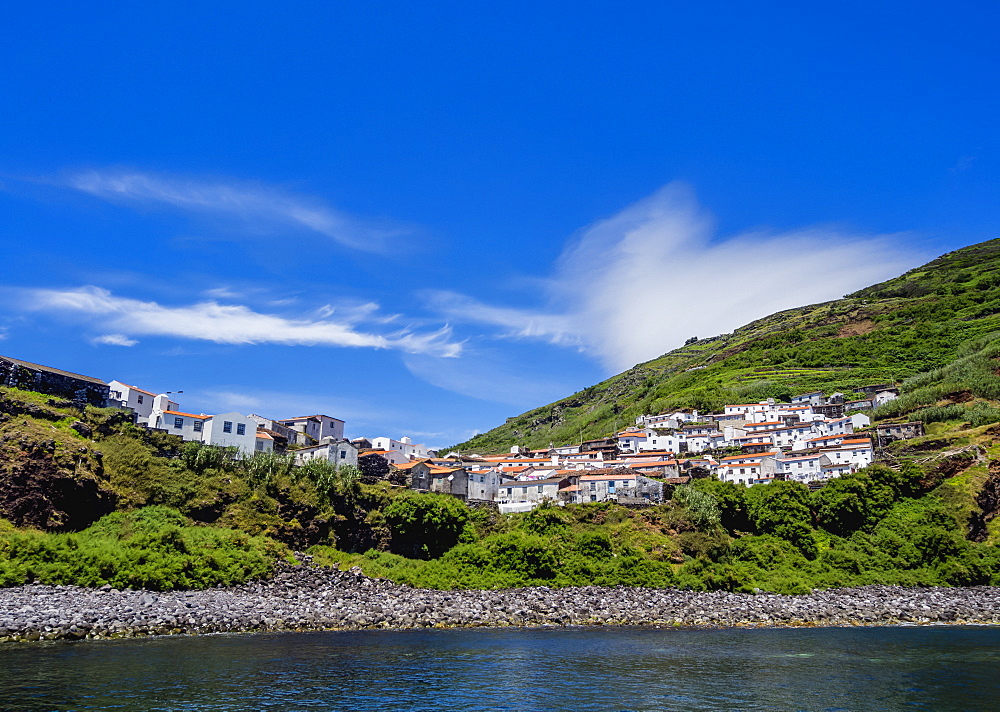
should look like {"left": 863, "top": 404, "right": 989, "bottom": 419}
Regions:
{"left": 0, "top": 507, "right": 283, "bottom": 590}
{"left": 310, "top": 458, "right": 1000, "bottom": 593}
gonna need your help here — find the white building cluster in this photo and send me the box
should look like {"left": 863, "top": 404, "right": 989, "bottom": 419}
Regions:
{"left": 107, "top": 375, "right": 897, "bottom": 510}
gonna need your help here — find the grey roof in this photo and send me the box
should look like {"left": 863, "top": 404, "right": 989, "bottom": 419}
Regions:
{"left": 0, "top": 355, "right": 106, "bottom": 385}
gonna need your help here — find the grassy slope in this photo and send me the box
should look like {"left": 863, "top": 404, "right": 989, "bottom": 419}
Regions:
{"left": 449, "top": 238, "right": 1000, "bottom": 454}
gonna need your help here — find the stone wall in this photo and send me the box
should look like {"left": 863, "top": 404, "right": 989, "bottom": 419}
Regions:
{"left": 0, "top": 357, "right": 109, "bottom": 407}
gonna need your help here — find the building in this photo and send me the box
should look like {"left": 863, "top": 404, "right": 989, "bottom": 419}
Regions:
{"left": 201, "top": 412, "right": 258, "bottom": 453}
{"left": 497, "top": 477, "right": 570, "bottom": 505}
{"left": 466, "top": 468, "right": 512, "bottom": 502}
{"left": 876, "top": 422, "right": 926, "bottom": 443}
{"left": 573, "top": 471, "right": 664, "bottom": 504}
{"left": 718, "top": 453, "right": 778, "bottom": 486}
{"left": 776, "top": 454, "right": 832, "bottom": 483}
{"left": 1, "top": 355, "right": 109, "bottom": 407}
{"left": 149, "top": 408, "right": 210, "bottom": 442}
{"left": 247, "top": 415, "right": 299, "bottom": 447}
{"left": 369, "top": 436, "right": 433, "bottom": 460}
{"left": 294, "top": 438, "right": 359, "bottom": 468}
{"left": 278, "top": 415, "right": 345, "bottom": 446}
{"left": 107, "top": 382, "right": 179, "bottom": 426}
{"left": 255, "top": 430, "right": 275, "bottom": 453}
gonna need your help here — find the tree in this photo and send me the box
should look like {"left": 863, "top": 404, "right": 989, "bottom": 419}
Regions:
{"left": 745, "top": 480, "right": 817, "bottom": 557}
{"left": 383, "top": 491, "right": 470, "bottom": 559}
{"left": 692, "top": 479, "right": 750, "bottom": 532}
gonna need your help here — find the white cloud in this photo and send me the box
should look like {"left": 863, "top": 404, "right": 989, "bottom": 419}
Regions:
{"left": 91, "top": 333, "right": 138, "bottom": 347}
{"left": 203, "top": 286, "right": 243, "bottom": 300}
{"left": 63, "top": 170, "right": 410, "bottom": 252}
{"left": 22, "top": 286, "right": 461, "bottom": 357}
{"left": 428, "top": 182, "right": 922, "bottom": 372}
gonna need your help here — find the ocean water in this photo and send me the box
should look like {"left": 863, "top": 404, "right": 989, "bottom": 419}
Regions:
{"left": 1, "top": 626, "right": 998, "bottom": 711}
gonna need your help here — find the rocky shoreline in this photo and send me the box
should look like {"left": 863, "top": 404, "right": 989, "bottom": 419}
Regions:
{"left": 2, "top": 563, "right": 999, "bottom": 643}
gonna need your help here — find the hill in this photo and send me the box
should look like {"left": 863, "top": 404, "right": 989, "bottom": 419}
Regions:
{"left": 449, "top": 238, "right": 1000, "bottom": 454}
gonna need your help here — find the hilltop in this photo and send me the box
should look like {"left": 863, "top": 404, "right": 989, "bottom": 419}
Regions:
{"left": 449, "top": 238, "right": 1000, "bottom": 454}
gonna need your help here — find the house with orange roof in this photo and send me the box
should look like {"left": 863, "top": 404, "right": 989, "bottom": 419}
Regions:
{"left": 821, "top": 438, "right": 873, "bottom": 470}
{"left": 254, "top": 430, "right": 274, "bottom": 453}
{"left": 626, "top": 459, "right": 681, "bottom": 477}
{"left": 108, "top": 380, "right": 179, "bottom": 425}
{"left": 370, "top": 436, "right": 433, "bottom": 460}
{"left": 149, "top": 408, "right": 210, "bottom": 442}
{"left": 247, "top": 415, "right": 299, "bottom": 448}
{"left": 616, "top": 431, "right": 648, "bottom": 453}
{"left": 149, "top": 407, "right": 258, "bottom": 454}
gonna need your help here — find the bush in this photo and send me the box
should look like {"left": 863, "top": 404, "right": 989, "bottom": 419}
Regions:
{"left": 0, "top": 506, "right": 284, "bottom": 590}
{"left": 383, "top": 491, "right": 470, "bottom": 559}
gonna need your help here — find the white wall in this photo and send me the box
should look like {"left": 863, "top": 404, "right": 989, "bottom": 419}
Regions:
{"left": 203, "top": 412, "right": 258, "bottom": 454}
{"left": 150, "top": 409, "right": 208, "bottom": 442}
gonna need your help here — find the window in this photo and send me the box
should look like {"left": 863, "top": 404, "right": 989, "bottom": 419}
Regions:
{"left": 193, "top": 421, "right": 203, "bottom": 433}
{"left": 537, "top": 485, "right": 543, "bottom": 493}
{"left": 137, "top": 395, "right": 144, "bottom": 404}
{"left": 340, "top": 450, "right": 347, "bottom": 459}
{"left": 236, "top": 423, "right": 246, "bottom": 436}
{"left": 173, "top": 417, "right": 183, "bottom": 429}
{"left": 223, "top": 421, "right": 233, "bottom": 433}
{"left": 255, "top": 440, "right": 263, "bottom": 451}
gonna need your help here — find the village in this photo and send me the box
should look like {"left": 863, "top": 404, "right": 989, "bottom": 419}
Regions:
{"left": 2, "top": 354, "right": 926, "bottom": 514}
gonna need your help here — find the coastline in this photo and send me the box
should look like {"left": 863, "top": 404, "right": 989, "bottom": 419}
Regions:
{"left": 2, "top": 563, "right": 999, "bottom": 644}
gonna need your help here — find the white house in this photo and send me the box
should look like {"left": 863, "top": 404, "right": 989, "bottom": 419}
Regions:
{"left": 776, "top": 454, "right": 831, "bottom": 483}
{"left": 202, "top": 412, "right": 258, "bottom": 453}
{"left": 149, "top": 408, "right": 209, "bottom": 442}
{"left": 108, "top": 381, "right": 179, "bottom": 425}
{"left": 850, "top": 413, "right": 872, "bottom": 430}
{"left": 255, "top": 430, "right": 275, "bottom": 453}
{"left": 295, "top": 438, "right": 359, "bottom": 468}
{"left": 718, "top": 454, "right": 778, "bottom": 486}
{"left": 792, "top": 391, "right": 825, "bottom": 407}
{"left": 370, "top": 436, "right": 432, "bottom": 460}
{"left": 616, "top": 432, "right": 648, "bottom": 454}
{"left": 821, "top": 437, "right": 873, "bottom": 470}
{"left": 873, "top": 390, "right": 899, "bottom": 408}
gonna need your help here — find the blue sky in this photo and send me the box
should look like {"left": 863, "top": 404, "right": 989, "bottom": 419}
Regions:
{"left": 1, "top": 2, "right": 997, "bottom": 448}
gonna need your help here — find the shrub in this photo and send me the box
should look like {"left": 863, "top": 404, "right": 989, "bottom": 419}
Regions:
{"left": 383, "top": 491, "right": 470, "bottom": 559}
{"left": 0, "top": 506, "right": 284, "bottom": 590}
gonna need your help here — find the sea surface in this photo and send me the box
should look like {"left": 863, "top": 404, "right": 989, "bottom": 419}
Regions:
{"left": 1, "top": 626, "right": 998, "bottom": 711}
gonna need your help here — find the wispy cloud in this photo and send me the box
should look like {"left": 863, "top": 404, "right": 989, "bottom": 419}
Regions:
{"left": 91, "top": 333, "right": 138, "bottom": 347}
{"left": 428, "top": 182, "right": 922, "bottom": 372}
{"left": 22, "top": 286, "right": 461, "bottom": 357}
{"left": 62, "top": 169, "right": 411, "bottom": 252}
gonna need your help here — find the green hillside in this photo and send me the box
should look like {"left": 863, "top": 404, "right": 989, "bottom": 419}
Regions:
{"left": 450, "top": 238, "right": 1000, "bottom": 453}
